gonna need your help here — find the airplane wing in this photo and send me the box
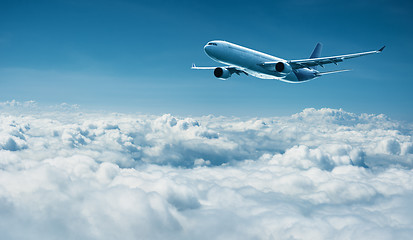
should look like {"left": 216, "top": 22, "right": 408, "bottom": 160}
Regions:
{"left": 191, "top": 64, "right": 249, "bottom": 76}
{"left": 262, "top": 46, "right": 385, "bottom": 69}
{"left": 191, "top": 63, "right": 216, "bottom": 70}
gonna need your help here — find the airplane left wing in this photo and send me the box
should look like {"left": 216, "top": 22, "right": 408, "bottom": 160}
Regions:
{"left": 262, "top": 46, "right": 385, "bottom": 69}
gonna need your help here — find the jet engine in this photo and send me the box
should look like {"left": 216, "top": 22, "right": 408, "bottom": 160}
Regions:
{"left": 214, "top": 67, "right": 231, "bottom": 79}
{"left": 275, "top": 62, "right": 292, "bottom": 75}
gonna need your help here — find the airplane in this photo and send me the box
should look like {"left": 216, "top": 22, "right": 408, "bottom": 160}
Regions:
{"left": 192, "top": 40, "right": 385, "bottom": 83}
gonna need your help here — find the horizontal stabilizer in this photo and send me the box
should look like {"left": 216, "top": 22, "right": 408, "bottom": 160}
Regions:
{"left": 316, "top": 69, "right": 351, "bottom": 76}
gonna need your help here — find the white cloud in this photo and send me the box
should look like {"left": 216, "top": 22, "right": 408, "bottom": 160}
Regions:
{"left": 0, "top": 103, "right": 412, "bottom": 239}
{"left": 0, "top": 99, "right": 37, "bottom": 108}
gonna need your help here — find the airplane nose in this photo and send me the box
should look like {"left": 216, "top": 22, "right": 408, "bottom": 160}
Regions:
{"left": 204, "top": 45, "right": 211, "bottom": 55}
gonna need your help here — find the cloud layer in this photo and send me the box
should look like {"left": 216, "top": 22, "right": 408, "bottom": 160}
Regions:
{"left": 1, "top": 102, "right": 413, "bottom": 239}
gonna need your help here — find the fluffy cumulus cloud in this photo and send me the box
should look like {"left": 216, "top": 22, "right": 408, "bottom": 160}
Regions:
{"left": 1, "top": 101, "right": 413, "bottom": 239}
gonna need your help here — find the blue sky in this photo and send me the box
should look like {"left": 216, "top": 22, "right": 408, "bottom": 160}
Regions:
{"left": 1, "top": 0, "right": 412, "bottom": 120}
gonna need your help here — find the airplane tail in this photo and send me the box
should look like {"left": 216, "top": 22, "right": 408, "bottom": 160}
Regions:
{"left": 315, "top": 69, "right": 351, "bottom": 76}
{"left": 310, "top": 43, "right": 323, "bottom": 59}
{"left": 309, "top": 43, "right": 323, "bottom": 69}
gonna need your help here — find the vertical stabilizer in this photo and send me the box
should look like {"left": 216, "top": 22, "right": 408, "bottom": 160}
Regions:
{"left": 309, "top": 43, "right": 323, "bottom": 69}
{"left": 310, "top": 43, "right": 323, "bottom": 59}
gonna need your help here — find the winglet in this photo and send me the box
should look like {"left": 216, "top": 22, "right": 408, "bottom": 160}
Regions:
{"left": 378, "top": 46, "right": 385, "bottom": 52}
{"left": 191, "top": 63, "right": 196, "bottom": 69}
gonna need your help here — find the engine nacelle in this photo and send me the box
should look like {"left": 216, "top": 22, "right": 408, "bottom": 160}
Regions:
{"left": 275, "top": 62, "right": 292, "bottom": 75}
{"left": 214, "top": 67, "right": 231, "bottom": 79}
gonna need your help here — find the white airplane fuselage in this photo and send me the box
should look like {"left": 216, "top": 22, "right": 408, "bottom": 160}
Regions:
{"left": 203, "top": 40, "right": 317, "bottom": 83}
{"left": 194, "top": 40, "right": 384, "bottom": 83}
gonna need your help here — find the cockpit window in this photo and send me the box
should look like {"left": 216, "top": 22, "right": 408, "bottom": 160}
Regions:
{"left": 208, "top": 42, "right": 217, "bottom": 46}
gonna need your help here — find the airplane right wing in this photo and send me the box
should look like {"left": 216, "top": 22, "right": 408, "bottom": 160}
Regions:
{"left": 191, "top": 64, "right": 248, "bottom": 76}
{"left": 191, "top": 63, "right": 216, "bottom": 70}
